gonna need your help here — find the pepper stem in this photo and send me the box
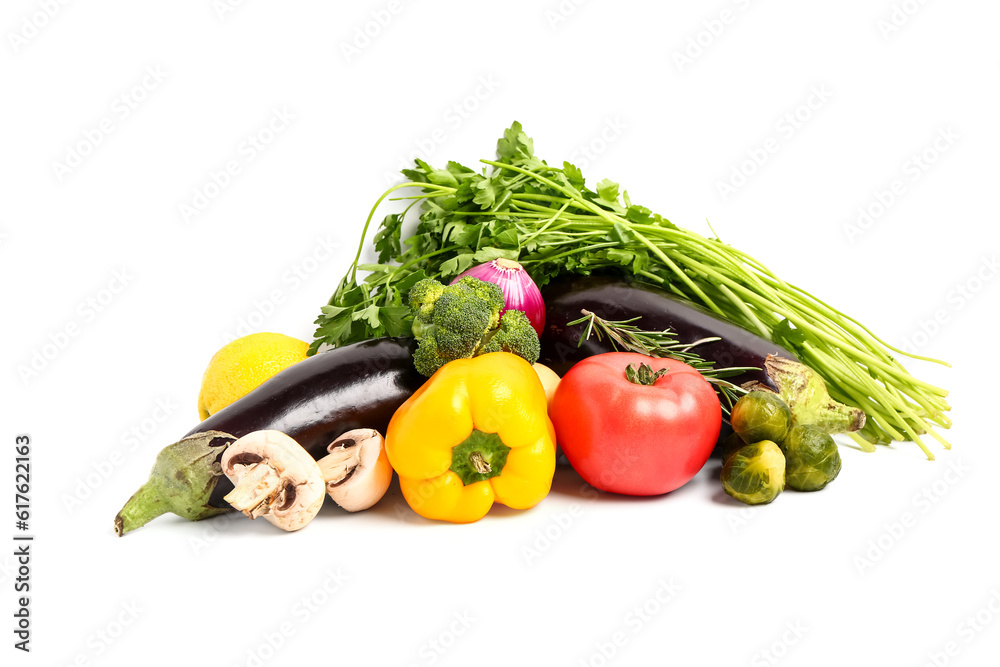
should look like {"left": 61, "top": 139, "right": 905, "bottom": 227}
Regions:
{"left": 449, "top": 430, "right": 511, "bottom": 486}
{"left": 469, "top": 452, "right": 491, "bottom": 475}
{"left": 223, "top": 464, "right": 283, "bottom": 519}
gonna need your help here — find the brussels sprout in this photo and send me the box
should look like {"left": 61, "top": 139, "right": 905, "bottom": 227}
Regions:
{"left": 715, "top": 431, "right": 746, "bottom": 464}
{"left": 730, "top": 391, "right": 791, "bottom": 444}
{"left": 782, "top": 425, "right": 842, "bottom": 491}
{"left": 721, "top": 440, "right": 785, "bottom": 505}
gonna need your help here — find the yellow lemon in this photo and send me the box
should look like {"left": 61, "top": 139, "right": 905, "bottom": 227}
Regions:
{"left": 197, "top": 333, "right": 309, "bottom": 420}
{"left": 532, "top": 362, "right": 561, "bottom": 409}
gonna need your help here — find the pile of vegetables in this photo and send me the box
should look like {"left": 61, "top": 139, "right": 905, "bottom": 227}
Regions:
{"left": 115, "top": 121, "right": 953, "bottom": 536}
{"left": 548, "top": 306, "right": 855, "bottom": 504}
{"left": 115, "top": 339, "right": 423, "bottom": 535}
{"left": 310, "top": 122, "right": 950, "bottom": 458}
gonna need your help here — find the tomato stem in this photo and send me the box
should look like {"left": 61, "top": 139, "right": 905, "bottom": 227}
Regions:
{"left": 625, "top": 363, "right": 669, "bottom": 386}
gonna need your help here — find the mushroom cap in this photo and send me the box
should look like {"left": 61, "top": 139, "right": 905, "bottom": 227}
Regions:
{"left": 323, "top": 429, "right": 393, "bottom": 512}
{"left": 221, "top": 430, "right": 325, "bottom": 531}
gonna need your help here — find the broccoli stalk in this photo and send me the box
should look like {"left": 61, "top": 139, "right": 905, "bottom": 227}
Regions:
{"left": 408, "top": 277, "right": 541, "bottom": 377}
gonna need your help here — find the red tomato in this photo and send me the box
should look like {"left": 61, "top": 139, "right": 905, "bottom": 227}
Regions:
{"left": 550, "top": 352, "right": 721, "bottom": 496}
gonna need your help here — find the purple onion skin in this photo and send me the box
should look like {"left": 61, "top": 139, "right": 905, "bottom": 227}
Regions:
{"left": 451, "top": 259, "right": 546, "bottom": 336}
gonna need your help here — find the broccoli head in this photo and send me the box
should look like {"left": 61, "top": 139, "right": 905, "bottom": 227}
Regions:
{"left": 480, "top": 309, "right": 541, "bottom": 361}
{"left": 408, "top": 279, "right": 446, "bottom": 321}
{"left": 407, "top": 276, "right": 540, "bottom": 377}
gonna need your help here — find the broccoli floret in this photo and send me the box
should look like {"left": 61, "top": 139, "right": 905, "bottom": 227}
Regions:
{"left": 431, "top": 287, "right": 494, "bottom": 357}
{"left": 453, "top": 276, "right": 505, "bottom": 329}
{"left": 408, "top": 279, "right": 446, "bottom": 321}
{"left": 411, "top": 336, "right": 445, "bottom": 378}
{"left": 480, "top": 310, "right": 541, "bottom": 363}
{"left": 406, "top": 276, "right": 540, "bottom": 377}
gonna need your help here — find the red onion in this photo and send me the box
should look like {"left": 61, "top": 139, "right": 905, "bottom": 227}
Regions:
{"left": 451, "top": 259, "right": 546, "bottom": 335}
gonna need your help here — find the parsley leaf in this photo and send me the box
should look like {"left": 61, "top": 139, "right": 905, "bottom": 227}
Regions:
{"left": 597, "top": 179, "right": 620, "bottom": 204}
{"left": 473, "top": 247, "right": 519, "bottom": 263}
{"left": 773, "top": 319, "right": 807, "bottom": 351}
{"left": 625, "top": 205, "right": 652, "bottom": 225}
{"left": 379, "top": 306, "right": 412, "bottom": 337}
{"left": 373, "top": 213, "right": 403, "bottom": 263}
{"left": 473, "top": 179, "right": 497, "bottom": 208}
{"left": 439, "top": 253, "right": 475, "bottom": 277}
{"left": 563, "top": 161, "right": 585, "bottom": 190}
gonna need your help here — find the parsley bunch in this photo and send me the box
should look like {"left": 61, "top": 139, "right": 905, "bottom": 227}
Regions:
{"left": 310, "top": 122, "right": 950, "bottom": 457}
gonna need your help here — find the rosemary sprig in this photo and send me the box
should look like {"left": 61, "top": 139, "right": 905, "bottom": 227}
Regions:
{"left": 567, "top": 309, "right": 758, "bottom": 415}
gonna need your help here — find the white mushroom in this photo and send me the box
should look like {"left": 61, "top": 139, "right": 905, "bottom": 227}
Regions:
{"left": 221, "top": 430, "right": 325, "bottom": 531}
{"left": 317, "top": 429, "right": 393, "bottom": 512}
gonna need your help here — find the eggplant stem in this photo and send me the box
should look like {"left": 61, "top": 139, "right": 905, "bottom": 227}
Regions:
{"left": 114, "top": 480, "right": 167, "bottom": 537}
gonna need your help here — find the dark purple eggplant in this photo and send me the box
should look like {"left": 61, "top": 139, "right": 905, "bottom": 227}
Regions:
{"left": 539, "top": 275, "right": 797, "bottom": 390}
{"left": 115, "top": 338, "right": 424, "bottom": 536}
{"left": 539, "top": 276, "right": 865, "bottom": 442}
{"left": 192, "top": 337, "right": 421, "bottom": 460}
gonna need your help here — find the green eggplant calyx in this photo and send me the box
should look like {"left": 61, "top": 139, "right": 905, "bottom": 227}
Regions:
{"left": 765, "top": 356, "right": 866, "bottom": 434}
{"left": 114, "top": 430, "right": 237, "bottom": 537}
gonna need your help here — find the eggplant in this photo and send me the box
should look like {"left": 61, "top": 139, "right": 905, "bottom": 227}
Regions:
{"left": 115, "top": 338, "right": 424, "bottom": 536}
{"left": 193, "top": 337, "right": 422, "bottom": 461}
{"left": 539, "top": 275, "right": 797, "bottom": 389}
{"left": 538, "top": 276, "right": 865, "bottom": 440}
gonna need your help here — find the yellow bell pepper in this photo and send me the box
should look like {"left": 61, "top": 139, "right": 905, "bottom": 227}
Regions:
{"left": 386, "top": 352, "right": 556, "bottom": 523}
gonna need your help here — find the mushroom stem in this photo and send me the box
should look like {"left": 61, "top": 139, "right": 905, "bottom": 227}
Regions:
{"left": 220, "top": 431, "right": 326, "bottom": 531}
{"left": 317, "top": 446, "right": 359, "bottom": 486}
{"left": 319, "top": 429, "right": 392, "bottom": 512}
{"left": 223, "top": 463, "right": 284, "bottom": 519}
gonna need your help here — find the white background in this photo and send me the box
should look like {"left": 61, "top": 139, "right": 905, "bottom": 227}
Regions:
{"left": 3, "top": 1, "right": 998, "bottom": 666}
